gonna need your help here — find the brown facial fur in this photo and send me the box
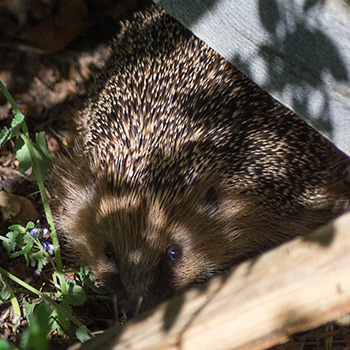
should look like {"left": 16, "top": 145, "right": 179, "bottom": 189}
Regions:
{"left": 52, "top": 5, "right": 350, "bottom": 316}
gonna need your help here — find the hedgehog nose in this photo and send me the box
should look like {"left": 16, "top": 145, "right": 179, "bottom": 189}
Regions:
{"left": 119, "top": 295, "right": 144, "bottom": 320}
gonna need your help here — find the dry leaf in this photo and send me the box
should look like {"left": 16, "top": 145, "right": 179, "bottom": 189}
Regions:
{"left": 22, "top": 0, "right": 88, "bottom": 53}
{"left": 0, "top": 191, "right": 40, "bottom": 225}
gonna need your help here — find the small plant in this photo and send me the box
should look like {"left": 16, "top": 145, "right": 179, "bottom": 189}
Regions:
{"left": 0, "top": 81, "right": 105, "bottom": 348}
{"left": 1, "top": 222, "right": 53, "bottom": 276}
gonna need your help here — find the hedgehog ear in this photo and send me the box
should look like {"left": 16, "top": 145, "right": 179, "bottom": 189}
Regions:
{"left": 202, "top": 186, "right": 218, "bottom": 216}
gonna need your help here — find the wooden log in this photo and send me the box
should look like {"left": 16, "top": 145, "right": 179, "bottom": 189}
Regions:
{"left": 154, "top": 0, "right": 350, "bottom": 157}
{"left": 70, "top": 212, "right": 350, "bottom": 350}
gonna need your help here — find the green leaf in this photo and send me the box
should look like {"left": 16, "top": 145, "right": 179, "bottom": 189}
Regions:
{"left": 10, "top": 113, "right": 25, "bottom": 131}
{"left": 0, "top": 340, "right": 10, "bottom": 350}
{"left": 76, "top": 325, "right": 91, "bottom": 342}
{"left": 0, "top": 274, "right": 11, "bottom": 303}
{"left": 67, "top": 282, "right": 86, "bottom": 307}
{"left": 32, "top": 132, "right": 54, "bottom": 179}
{"left": 8, "top": 224, "right": 27, "bottom": 234}
{"left": 19, "top": 239, "right": 33, "bottom": 255}
{"left": 30, "top": 251, "right": 49, "bottom": 272}
{"left": 0, "top": 113, "right": 25, "bottom": 149}
{"left": 25, "top": 221, "right": 35, "bottom": 231}
{"left": 9, "top": 234, "right": 33, "bottom": 261}
{"left": 14, "top": 132, "right": 54, "bottom": 180}
{"left": 79, "top": 266, "right": 104, "bottom": 294}
{"left": 50, "top": 301, "right": 71, "bottom": 336}
{"left": 14, "top": 137, "right": 31, "bottom": 175}
{"left": 0, "top": 231, "right": 19, "bottom": 254}
{"left": 22, "top": 298, "right": 38, "bottom": 326}
{"left": 0, "top": 80, "right": 25, "bottom": 147}
{"left": 0, "top": 127, "right": 10, "bottom": 148}
{"left": 34, "top": 132, "right": 54, "bottom": 163}
{"left": 21, "top": 304, "right": 51, "bottom": 350}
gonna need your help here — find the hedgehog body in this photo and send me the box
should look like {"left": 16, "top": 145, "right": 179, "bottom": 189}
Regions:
{"left": 53, "top": 5, "right": 350, "bottom": 316}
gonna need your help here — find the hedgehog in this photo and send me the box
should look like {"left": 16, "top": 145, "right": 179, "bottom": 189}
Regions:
{"left": 52, "top": 5, "right": 350, "bottom": 317}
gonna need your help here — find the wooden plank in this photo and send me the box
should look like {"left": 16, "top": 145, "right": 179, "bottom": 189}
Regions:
{"left": 70, "top": 212, "right": 350, "bottom": 350}
{"left": 154, "top": 0, "right": 350, "bottom": 156}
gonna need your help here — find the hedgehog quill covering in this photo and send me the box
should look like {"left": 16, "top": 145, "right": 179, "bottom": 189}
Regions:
{"left": 52, "top": 5, "right": 350, "bottom": 316}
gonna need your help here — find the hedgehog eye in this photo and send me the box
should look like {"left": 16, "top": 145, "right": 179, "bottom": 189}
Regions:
{"left": 105, "top": 248, "right": 116, "bottom": 263}
{"left": 166, "top": 244, "right": 183, "bottom": 265}
{"left": 202, "top": 186, "right": 218, "bottom": 215}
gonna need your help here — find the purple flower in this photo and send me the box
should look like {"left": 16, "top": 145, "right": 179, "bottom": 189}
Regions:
{"left": 29, "top": 227, "right": 39, "bottom": 238}
{"left": 42, "top": 242, "right": 54, "bottom": 255}
{"left": 40, "top": 228, "right": 50, "bottom": 238}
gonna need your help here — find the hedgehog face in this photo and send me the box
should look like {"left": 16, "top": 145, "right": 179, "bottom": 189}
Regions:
{"left": 62, "top": 178, "right": 261, "bottom": 317}
{"left": 90, "top": 185, "right": 227, "bottom": 316}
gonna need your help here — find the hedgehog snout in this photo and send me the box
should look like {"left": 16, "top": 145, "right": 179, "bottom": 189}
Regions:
{"left": 113, "top": 271, "right": 163, "bottom": 319}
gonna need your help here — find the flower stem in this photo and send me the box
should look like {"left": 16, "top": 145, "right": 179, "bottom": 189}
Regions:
{"left": 0, "top": 267, "right": 42, "bottom": 297}
{"left": 0, "top": 81, "right": 22, "bottom": 116}
{"left": 20, "top": 131, "right": 67, "bottom": 295}
{"left": 7, "top": 283, "right": 21, "bottom": 321}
